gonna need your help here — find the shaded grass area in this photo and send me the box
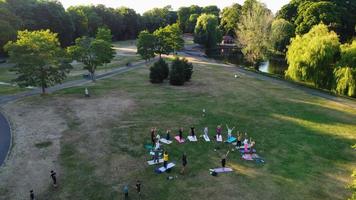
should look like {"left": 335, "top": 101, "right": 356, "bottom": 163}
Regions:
{"left": 48, "top": 62, "right": 356, "bottom": 199}
{"left": 34, "top": 141, "right": 53, "bottom": 149}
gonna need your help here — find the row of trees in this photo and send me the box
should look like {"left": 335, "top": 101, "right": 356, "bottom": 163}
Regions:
{"left": 0, "top": 0, "right": 183, "bottom": 55}
{"left": 149, "top": 58, "right": 193, "bottom": 86}
{"left": 5, "top": 28, "right": 115, "bottom": 93}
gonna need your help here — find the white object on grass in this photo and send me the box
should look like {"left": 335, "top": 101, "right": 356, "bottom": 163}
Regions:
{"left": 203, "top": 134, "right": 210, "bottom": 142}
{"left": 210, "top": 167, "right": 233, "bottom": 173}
{"left": 158, "top": 163, "right": 175, "bottom": 172}
{"left": 216, "top": 135, "right": 223, "bottom": 142}
{"left": 159, "top": 138, "right": 172, "bottom": 144}
{"left": 187, "top": 136, "right": 198, "bottom": 142}
{"left": 147, "top": 159, "right": 164, "bottom": 165}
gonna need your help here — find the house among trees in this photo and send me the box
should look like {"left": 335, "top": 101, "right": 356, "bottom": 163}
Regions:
{"left": 221, "top": 35, "right": 235, "bottom": 44}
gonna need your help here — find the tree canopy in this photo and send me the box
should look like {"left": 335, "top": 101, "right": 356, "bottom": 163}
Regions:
{"left": 137, "top": 30, "right": 156, "bottom": 61}
{"left": 67, "top": 30, "right": 115, "bottom": 81}
{"left": 194, "top": 14, "right": 221, "bottom": 51}
{"left": 4, "top": 29, "right": 72, "bottom": 93}
{"left": 236, "top": 0, "right": 273, "bottom": 66}
{"left": 220, "top": 3, "right": 242, "bottom": 36}
{"left": 270, "top": 18, "right": 295, "bottom": 54}
{"left": 153, "top": 23, "right": 184, "bottom": 57}
{"left": 286, "top": 24, "right": 340, "bottom": 89}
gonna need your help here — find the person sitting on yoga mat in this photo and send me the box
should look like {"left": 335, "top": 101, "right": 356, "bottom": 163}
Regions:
{"left": 166, "top": 129, "right": 171, "bottom": 140}
{"left": 179, "top": 128, "right": 184, "bottom": 141}
{"left": 154, "top": 149, "right": 160, "bottom": 163}
{"left": 163, "top": 151, "right": 169, "bottom": 168}
{"left": 226, "top": 124, "right": 235, "bottom": 139}
{"left": 154, "top": 139, "right": 160, "bottom": 150}
{"left": 181, "top": 153, "right": 187, "bottom": 174}
{"left": 236, "top": 132, "right": 242, "bottom": 147}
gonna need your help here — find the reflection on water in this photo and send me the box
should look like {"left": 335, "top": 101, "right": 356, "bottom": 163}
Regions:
{"left": 258, "top": 59, "right": 288, "bottom": 76}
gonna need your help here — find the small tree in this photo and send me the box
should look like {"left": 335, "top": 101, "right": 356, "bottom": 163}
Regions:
{"left": 153, "top": 23, "right": 184, "bottom": 57}
{"left": 149, "top": 59, "right": 169, "bottom": 83}
{"left": 137, "top": 30, "right": 156, "bottom": 61}
{"left": 95, "top": 27, "right": 112, "bottom": 42}
{"left": 4, "top": 30, "right": 72, "bottom": 94}
{"left": 181, "top": 58, "right": 193, "bottom": 81}
{"left": 169, "top": 57, "right": 187, "bottom": 86}
{"left": 67, "top": 31, "right": 115, "bottom": 81}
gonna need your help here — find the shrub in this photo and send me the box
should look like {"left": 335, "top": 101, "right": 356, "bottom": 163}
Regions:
{"left": 149, "top": 59, "right": 169, "bottom": 83}
{"left": 169, "top": 57, "right": 186, "bottom": 86}
{"left": 181, "top": 58, "right": 194, "bottom": 81}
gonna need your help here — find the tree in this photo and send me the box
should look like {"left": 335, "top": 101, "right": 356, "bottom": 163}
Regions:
{"left": 202, "top": 5, "right": 220, "bottom": 17}
{"left": 153, "top": 23, "right": 184, "bottom": 57}
{"left": 4, "top": 30, "right": 72, "bottom": 94}
{"left": 67, "top": 31, "right": 114, "bottom": 81}
{"left": 286, "top": 24, "right": 340, "bottom": 89}
{"left": 137, "top": 30, "right": 156, "bottom": 61}
{"left": 194, "top": 14, "right": 221, "bottom": 51}
{"left": 96, "top": 27, "right": 112, "bottom": 42}
{"left": 186, "top": 14, "right": 199, "bottom": 33}
{"left": 0, "top": 1, "right": 21, "bottom": 55}
{"left": 177, "top": 5, "right": 202, "bottom": 33}
{"left": 334, "top": 41, "right": 356, "bottom": 97}
{"left": 149, "top": 59, "right": 169, "bottom": 83}
{"left": 270, "top": 19, "right": 295, "bottom": 54}
{"left": 236, "top": 0, "right": 273, "bottom": 66}
{"left": 220, "top": 3, "right": 242, "bottom": 36}
{"left": 170, "top": 57, "right": 186, "bottom": 86}
{"left": 294, "top": 1, "right": 342, "bottom": 36}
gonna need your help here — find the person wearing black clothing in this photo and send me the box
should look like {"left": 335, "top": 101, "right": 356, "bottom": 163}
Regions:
{"left": 151, "top": 128, "right": 155, "bottom": 145}
{"left": 166, "top": 129, "right": 171, "bottom": 140}
{"left": 135, "top": 180, "right": 141, "bottom": 196}
{"left": 221, "top": 157, "right": 226, "bottom": 168}
{"left": 179, "top": 128, "right": 183, "bottom": 141}
{"left": 190, "top": 127, "right": 195, "bottom": 137}
{"left": 30, "top": 190, "right": 34, "bottom": 200}
{"left": 181, "top": 153, "right": 187, "bottom": 174}
{"left": 51, "top": 170, "right": 57, "bottom": 187}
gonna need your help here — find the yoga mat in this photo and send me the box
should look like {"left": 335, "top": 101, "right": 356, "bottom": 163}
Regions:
{"left": 242, "top": 154, "right": 254, "bottom": 161}
{"left": 216, "top": 135, "right": 223, "bottom": 142}
{"left": 157, "top": 163, "right": 175, "bottom": 172}
{"left": 203, "top": 135, "right": 210, "bottom": 142}
{"left": 187, "top": 136, "right": 198, "bottom": 142}
{"left": 225, "top": 136, "right": 237, "bottom": 143}
{"left": 239, "top": 148, "right": 256, "bottom": 153}
{"left": 211, "top": 167, "right": 233, "bottom": 173}
{"left": 147, "top": 159, "right": 164, "bottom": 165}
{"left": 160, "top": 138, "right": 172, "bottom": 144}
{"left": 149, "top": 151, "right": 162, "bottom": 156}
{"left": 174, "top": 136, "right": 185, "bottom": 143}
{"left": 144, "top": 144, "right": 153, "bottom": 150}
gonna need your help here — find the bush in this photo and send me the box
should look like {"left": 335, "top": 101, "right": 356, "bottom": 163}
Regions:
{"left": 169, "top": 57, "right": 194, "bottom": 85}
{"left": 149, "top": 59, "right": 169, "bottom": 83}
{"left": 169, "top": 58, "right": 186, "bottom": 86}
{"left": 182, "top": 58, "right": 193, "bottom": 81}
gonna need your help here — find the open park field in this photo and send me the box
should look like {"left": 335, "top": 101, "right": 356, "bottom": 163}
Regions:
{"left": 0, "top": 53, "right": 355, "bottom": 199}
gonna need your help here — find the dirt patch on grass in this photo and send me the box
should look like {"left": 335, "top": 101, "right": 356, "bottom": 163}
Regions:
{"left": 0, "top": 99, "right": 67, "bottom": 199}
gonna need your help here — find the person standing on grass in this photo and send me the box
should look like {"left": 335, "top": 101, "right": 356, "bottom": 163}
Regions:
{"left": 221, "top": 156, "right": 226, "bottom": 169}
{"left": 181, "top": 153, "right": 187, "bottom": 174}
{"left": 123, "top": 184, "right": 129, "bottom": 199}
{"left": 50, "top": 170, "right": 57, "bottom": 188}
{"left": 150, "top": 128, "right": 156, "bottom": 145}
{"left": 154, "top": 148, "right": 160, "bottom": 164}
{"left": 135, "top": 180, "right": 141, "bottom": 197}
{"left": 30, "top": 190, "right": 34, "bottom": 200}
{"left": 163, "top": 151, "right": 169, "bottom": 168}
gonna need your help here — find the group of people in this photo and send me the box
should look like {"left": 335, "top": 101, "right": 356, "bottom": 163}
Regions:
{"left": 149, "top": 124, "right": 257, "bottom": 171}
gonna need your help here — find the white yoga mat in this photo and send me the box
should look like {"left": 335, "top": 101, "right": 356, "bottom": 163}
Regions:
{"left": 187, "top": 136, "right": 198, "bottom": 142}
{"left": 210, "top": 167, "right": 233, "bottom": 173}
{"left": 158, "top": 163, "right": 175, "bottom": 172}
{"left": 147, "top": 159, "right": 164, "bottom": 165}
{"left": 203, "top": 135, "right": 210, "bottom": 142}
{"left": 160, "top": 138, "right": 172, "bottom": 144}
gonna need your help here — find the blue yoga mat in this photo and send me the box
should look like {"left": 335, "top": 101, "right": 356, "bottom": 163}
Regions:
{"left": 226, "top": 137, "right": 236, "bottom": 143}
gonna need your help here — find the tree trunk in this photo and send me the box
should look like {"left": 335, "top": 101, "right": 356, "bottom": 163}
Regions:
{"left": 91, "top": 72, "right": 96, "bottom": 82}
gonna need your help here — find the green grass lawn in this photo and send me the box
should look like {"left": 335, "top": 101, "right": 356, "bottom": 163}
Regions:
{"left": 36, "top": 62, "right": 356, "bottom": 200}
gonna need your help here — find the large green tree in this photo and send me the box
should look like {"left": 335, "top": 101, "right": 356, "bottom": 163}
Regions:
{"left": 236, "top": 0, "right": 273, "bottom": 66}
{"left": 334, "top": 41, "right": 356, "bottom": 97}
{"left": 4, "top": 30, "right": 72, "bottom": 94}
{"left": 270, "top": 19, "right": 295, "bottom": 54}
{"left": 220, "top": 3, "right": 242, "bottom": 36}
{"left": 95, "top": 27, "right": 112, "bottom": 42}
{"left": 194, "top": 14, "right": 221, "bottom": 51}
{"left": 67, "top": 30, "right": 114, "bottom": 81}
{"left": 286, "top": 24, "right": 340, "bottom": 89}
{"left": 153, "top": 23, "right": 184, "bottom": 57}
{"left": 136, "top": 30, "right": 156, "bottom": 61}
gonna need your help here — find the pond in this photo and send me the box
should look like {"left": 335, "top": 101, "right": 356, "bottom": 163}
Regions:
{"left": 258, "top": 59, "right": 288, "bottom": 76}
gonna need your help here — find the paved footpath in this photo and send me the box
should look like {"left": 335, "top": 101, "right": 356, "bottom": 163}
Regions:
{"left": 0, "top": 59, "right": 155, "bottom": 166}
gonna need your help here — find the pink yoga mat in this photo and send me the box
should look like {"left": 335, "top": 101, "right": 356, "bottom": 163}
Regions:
{"left": 174, "top": 136, "right": 185, "bottom": 143}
